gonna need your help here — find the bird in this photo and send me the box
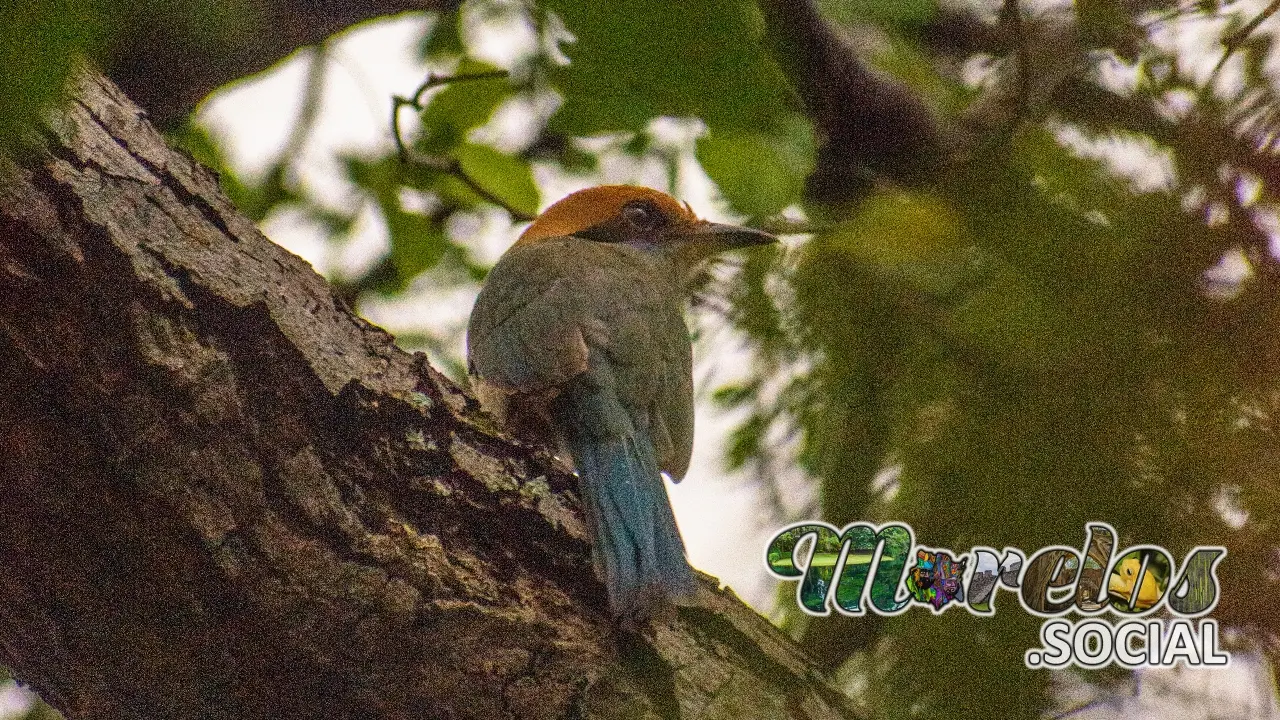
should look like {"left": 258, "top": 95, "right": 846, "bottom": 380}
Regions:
{"left": 1107, "top": 556, "right": 1164, "bottom": 611}
{"left": 466, "top": 185, "right": 776, "bottom": 618}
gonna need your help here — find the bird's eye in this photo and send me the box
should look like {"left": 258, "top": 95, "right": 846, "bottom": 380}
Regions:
{"left": 620, "top": 201, "right": 665, "bottom": 231}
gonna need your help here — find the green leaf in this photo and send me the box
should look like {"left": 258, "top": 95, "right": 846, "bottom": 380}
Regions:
{"left": 450, "top": 143, "right": 539, "bottom": 217}
{"left": 544, "top": 0, "right": 796, "bottom": 135}
{"left": 421, "top": 9, "right": 465, "bottom": 58}
{"left": 170, "top": 122, "right": 301, "bottom": 222}
{"left": 387, "top": 209, "right": 450, "bottom": 285}
{"left": 711, "top": 382, "right": 758, "bottom": 407}
{"left": 344, "top": 155, "right": 405, "bottom": 204}
{"left": 817, "top": 0, "right": 936, "bottom": 31}
{"left": 726, "top": 413, "right": 768, "bottom": 470}
{"left": 830, "top": 189, "right": 963, "bottom": 266}
{"left": 303, "top": 205, "right": 357, "bottom": 237}
{"left": 696, "top": 113, "right": 815, "bottom": 216}
{"left": 415, "top": 59, "right": 511, "bottom": 153}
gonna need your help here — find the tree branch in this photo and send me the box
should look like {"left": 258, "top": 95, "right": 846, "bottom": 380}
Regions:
{"left": 757, "top": 0, "right": 945, "bottom": 202}
{"left": 390, "top": 69, "right": 537, "bottom": 222}
{"left": 0, "top": 67, "right": 860, "bottom": 720}
{"left": 103, "top": 0, "right": 459, "bottom": 127}
{"left": 1212, "top": 0, "right": 1280, "bottom": 79}
{"left": 1001, "top": 0, "right": 1030, "bottom": 121}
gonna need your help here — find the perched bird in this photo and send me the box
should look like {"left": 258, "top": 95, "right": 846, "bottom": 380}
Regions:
{"left": 466, "top": 186, "right": 775, "bottom": 617}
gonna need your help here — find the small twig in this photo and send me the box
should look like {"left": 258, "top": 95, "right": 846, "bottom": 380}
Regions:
{"left": 449, "top": 160, "right": 536, "bottom": 222}
{"left": 1138, "top": 4, "right": 1192, "bottom": 30}
{"left": 244, "top": 42, "right": 328, "bottom": 214}
{"left": 391, "top": 69, "right": 509, "bottom": 162}
{"left": 390, "top": 69, "right": 534, "bottom": 221}
{"left": 1002, "top": 0, "right": 1031, "bottom": 120}
{"left": 1208, "top": 0, "right": 1280, "bottom": 82}
{"left": 1226, "top": 0, "right": 1280, "bottom": 53}
{"left": 281, "top": 43, "right": 330, "bottom": 164}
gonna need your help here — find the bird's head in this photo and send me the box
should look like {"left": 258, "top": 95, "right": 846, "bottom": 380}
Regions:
{"left": 517, "top": 186, "right": 775, "bottom": 273}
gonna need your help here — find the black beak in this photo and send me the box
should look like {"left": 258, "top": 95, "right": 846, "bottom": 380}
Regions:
{"left": 675, "top": 222, "right": 777, "bottom": 250}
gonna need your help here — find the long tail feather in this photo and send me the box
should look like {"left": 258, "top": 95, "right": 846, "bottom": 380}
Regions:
{"left": 554, "top": 376, "right": 696, "bottom": 615}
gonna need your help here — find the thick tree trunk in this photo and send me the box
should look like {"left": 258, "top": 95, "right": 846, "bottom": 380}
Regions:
{"left": 0, "top": 68, "right": 860, "bottom": 720}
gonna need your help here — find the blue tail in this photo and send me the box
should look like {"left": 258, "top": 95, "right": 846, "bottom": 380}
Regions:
{"left": 553, "top": 373, "right": 697, "bottom": 615}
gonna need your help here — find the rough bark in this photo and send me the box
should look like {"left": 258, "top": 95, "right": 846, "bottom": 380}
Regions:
{"left": 0, "top": 68, "right": 861, "bottom": 720}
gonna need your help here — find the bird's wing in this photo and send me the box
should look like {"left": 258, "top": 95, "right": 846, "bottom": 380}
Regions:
{"left": 467, "top": 241, "right": 591, "bottom": 394}
{"left": 579, "top": 247, "right": 694, "bottom": 482}
{"left": 468, "top": 238, "right": 694, "bottom": 479}
{"left": 655, "top": 320, "right": 694, "bottom": 481}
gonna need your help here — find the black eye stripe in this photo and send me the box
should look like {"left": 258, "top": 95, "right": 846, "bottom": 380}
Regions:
{"left": 621, "top": 200, "right": 667, "bottom": 230}
{"left": 574, "top": 200, "right": 670, "bottom": 243}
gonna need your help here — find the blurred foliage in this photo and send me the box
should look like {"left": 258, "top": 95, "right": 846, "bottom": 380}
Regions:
{"left": 0, "top": 0, "right": 101, "bottom": 151}
{"left": 7, "top": 0, "right": 1280, "bottom": 718}
{"left": 543, "top": 0, "right": 800, "bottom": 135}
{"left": 0, "top": 670, "right": 59, "bottom": 720}
{"left": 0, "top": 0, "right": 275, "bottom": 149}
